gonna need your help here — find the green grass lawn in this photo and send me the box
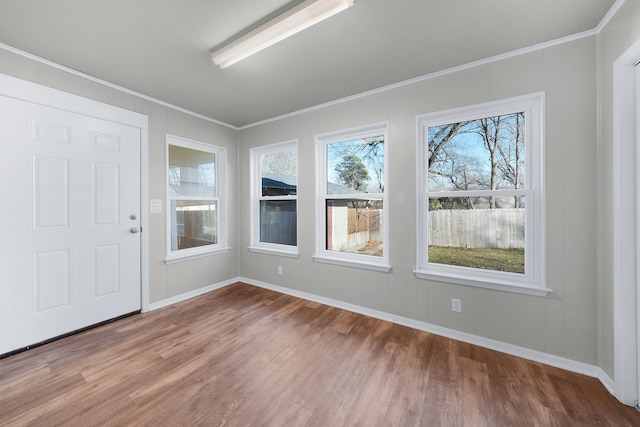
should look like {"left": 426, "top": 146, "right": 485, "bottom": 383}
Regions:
{"left": 428, "top": 246, "right": 525, "bottom": 274}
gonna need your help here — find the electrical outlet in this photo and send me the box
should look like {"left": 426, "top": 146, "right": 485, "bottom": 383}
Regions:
{"left": 452, "top": 298, "right": 462, "bottom": 313}
{"left": 277, "top": 265, "right": 283, "bottom": 275}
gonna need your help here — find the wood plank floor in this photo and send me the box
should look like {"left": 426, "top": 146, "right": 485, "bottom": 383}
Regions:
{"left": 1, "top": 282, "right": 639, "bottom": 426}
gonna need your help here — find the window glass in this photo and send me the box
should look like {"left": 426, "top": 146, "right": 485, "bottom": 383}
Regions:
{"left": 325, "top": 135, "right": 384, "bottom": 257}
{"left": 261, "top": 149, "right": 297, "bottom": 196}
{"left": 428, "top": 198, "right": 525, "bottom": 273}
{"left": 168, "top": 145, "right": 216, "bottom": 197}
{"left": 327, "top": 136, "right": 385, "bottom": 194}
{"left": 426, "top": 113, "right": 526, "bottom": 271}
{"left": 170, "top": 200, "right": 218, "bottom": 251}
{"left": 260, "top": 200, "right": 296, "bottom": 245}
{"left": 326, "top": 199, "right": 383, "bottom": 256}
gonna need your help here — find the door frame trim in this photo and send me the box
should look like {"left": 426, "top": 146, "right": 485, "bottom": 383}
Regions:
{"left": 0, "top": 73, "right": 150, "bottom": 313}
{"left": 612, "top": 37, "right": 640, "bottom": 406}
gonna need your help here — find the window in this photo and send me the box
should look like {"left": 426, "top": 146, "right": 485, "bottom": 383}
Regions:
{"left": 166, "top": 134, "right": 227, "bottom": 263}
{"left": 314, "top": 123, "right": 390, "bottom": 272}
{"left": 249, "top": 141, "right": 298, "bottom": 257}
{"left": 416, "top": 93, "right": 548, "bottom": 296}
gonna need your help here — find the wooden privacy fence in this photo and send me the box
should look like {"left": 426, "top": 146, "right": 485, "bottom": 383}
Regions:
{"left": 328, "top": 203, "right": 382, "bottom": 250}
{"left": 429, "top": 208, "right": 525, "bottom": 249}
{"left": 346, "top": 207, "right": 382, "bottom": 248}
{"left": 348, "top": 206, "right": 381, "bottom": 234}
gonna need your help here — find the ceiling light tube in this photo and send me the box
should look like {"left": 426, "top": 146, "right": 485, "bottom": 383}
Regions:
{"left": 212, "top": 0, "right": 356, "bottom": 69}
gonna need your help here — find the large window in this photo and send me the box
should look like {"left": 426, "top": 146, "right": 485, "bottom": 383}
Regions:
{"left": 416, "top": 93, "right": 548, "bottom": 296}
{"left": 249, "top": 141, "right": 298, "bottom": 257}
{"left": 314, "top": 123, "right": 390, "bottom": 272}
{"left": 166, "top": 134, "right": 227, "bottom": 262}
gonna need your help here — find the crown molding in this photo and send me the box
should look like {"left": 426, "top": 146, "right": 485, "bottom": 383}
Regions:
{"left": 241, "top": 0, "right": 626, "bottom": 130}
{"left": 0, "top": 42, "right": 238, "bottom": 131}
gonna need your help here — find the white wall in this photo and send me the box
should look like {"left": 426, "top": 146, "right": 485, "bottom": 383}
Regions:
{"left": 239, "top": 36, "right": 600, "bottom": 366}
{"left": 0, "top": 50, "right": 240, "bottom": 305}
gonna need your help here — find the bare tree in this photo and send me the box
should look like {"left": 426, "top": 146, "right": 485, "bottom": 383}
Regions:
{"left": 495, "top": 112, "right": 525, "bottom": 207}
{"left": 354, "top": 136, "right": 384, "bottom": 192}
{"left": 261, "top": 151, "right": 297, "bottom": 176}
{"left": 427, "top": 112, "right": 525, "bottom": 209}
{"left": 473, "top": 117, "right": 501, "bottom": 208}
{"left": 428, "top": 121, "right": 486, "bottom": 193}
{"left": 428, "top": 122, "right": 464, "bottom": 168}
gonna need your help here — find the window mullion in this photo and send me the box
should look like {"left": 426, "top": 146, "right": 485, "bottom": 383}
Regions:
{"left": 426, "top": 189, "right": 531, "bottom": 198}
{"left": 259, "top": 195, "right": 297, "bottom": 201}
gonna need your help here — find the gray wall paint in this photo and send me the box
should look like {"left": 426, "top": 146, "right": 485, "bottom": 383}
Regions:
{"left": 239, "top": 37, "right": 600, "bottom": 365}
{"left": 0, "top": 52, "right": 240, "bottom": 305}
{"left": 597, "top": 0, "right": 640, "bottom": 378}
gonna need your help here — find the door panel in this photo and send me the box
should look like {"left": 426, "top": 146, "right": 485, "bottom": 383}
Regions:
{"left": 93, "top": 162, "right": 121, "bottom": 225}
{"left": 33, "top": 249, "right": 71, "bottom": 312}
{"left": 0, "top": 95, "right": 141, "bottom": 355}
{"left": 93, "top": 244, "right": 121, "bottom": 297}
{"left": 33, "top": 156, "right": 70, "bottom": 228}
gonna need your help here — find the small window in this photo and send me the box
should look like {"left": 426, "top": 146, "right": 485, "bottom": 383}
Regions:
{"left": 314, "top": 123, "right": 390, "bottom": 272}
{"left": 249, "top": 141, "right": 298, "bottom": 257}
{"left": 166, "top": 134, "right": 228, "bottom": 263}
{"left": 416, "top": 93, "right": 548, "bottom": 296}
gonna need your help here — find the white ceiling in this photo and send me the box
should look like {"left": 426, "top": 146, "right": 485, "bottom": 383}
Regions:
{"left": 0, "top": 0, "right": 617, "bottom": 127}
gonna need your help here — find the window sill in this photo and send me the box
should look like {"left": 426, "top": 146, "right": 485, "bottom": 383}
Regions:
{"left": 313, "top": 255, "right": 391, "bottom": 272}
{"left": 248, "top": 246, "right": 299, "bottom": 259}
{"left": 164, "top": 246, "right": 231, "bottom": 264}
{"left": 414, "top": 269, "right": 552, "bottom": 297}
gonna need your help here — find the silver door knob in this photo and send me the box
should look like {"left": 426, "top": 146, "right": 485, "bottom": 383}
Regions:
{"left": 130, "top": 227, "right": 140, "bottom": 234}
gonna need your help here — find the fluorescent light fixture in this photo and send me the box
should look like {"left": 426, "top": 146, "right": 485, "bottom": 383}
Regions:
{"left": 211, "top": 0, "right": 356, "bottom": 69}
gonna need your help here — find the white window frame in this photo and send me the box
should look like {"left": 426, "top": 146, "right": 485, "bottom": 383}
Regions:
{"left": 314, "top": 122, "right": 391, "bottom": 272}
{"left": 415, "top": 93, "right": 550, "bottom": 296}
{"left": 165, "top": 134, "right": 228, "bottom": 264}
{"left": 249, "top": 140, "right": 299, "bottom": 258}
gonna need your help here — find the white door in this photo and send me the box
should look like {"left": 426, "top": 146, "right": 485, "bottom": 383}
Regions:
{"left": 0, "top": 95, "right": 141, "bottom": 355}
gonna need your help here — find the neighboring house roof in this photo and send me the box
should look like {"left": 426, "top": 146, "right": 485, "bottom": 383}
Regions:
{"left": 262, "top": 172, "right": 368, "bottom": 195}
{"left": 262, "top": 172, "right": 297, "bottom": 190}
{"left": 327, "top": 181, "right": 366, "bottom": 195}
